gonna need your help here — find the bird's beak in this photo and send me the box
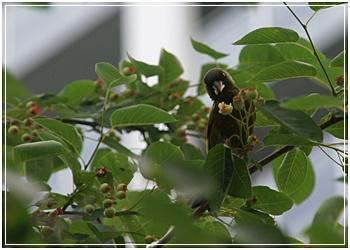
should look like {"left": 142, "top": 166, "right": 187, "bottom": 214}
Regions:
{"left": 213, "top": 81, "right": 225, "bottom": 95}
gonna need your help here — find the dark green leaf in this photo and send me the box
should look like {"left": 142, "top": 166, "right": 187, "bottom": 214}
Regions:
{"left": 330, "top": 50, "right": 345, "bottom": 67}
{"left": 204, "top": 144, "right": 234, "bottom": 214}
{"left": 228, "top": 155, "right": 252, "bottom": 199}
{"left": 58, "top": 80, "right": 96, "bottom": 108}
{"left": 110, "top": 104, "right": 177, "bottom": 127}
{"left": 239, "top": 44, "right": 285, "bottom": 66}
{"left": 34, "top": 117, "right": 83, "bottom": 153}
{"left": 309, "top": 2, "right": 344, "bottom": 11}
{"left": 325, "top": 120, "right": 346, "bottom": 139}
{"left": 307, "top": 196, "right": 346, "bottom": 244}
{"left": 263, "top": 127, "right": 316, "bottom": 146}
{"left": 252, "top": 186, "right": 293, "bottom": 215}
{"left": 276, "top": 148, "right": 309, "bottom": 196}
{"left": 255, "top": 111, "right": 278, "bottom": 127}
{"left": 13, "top": 140, "right": 65, "bottom": 162}
{"left": 95, "top": 62, "right": 137, "bottom": 87}
{"left": 191, "top": 38, "right": 228, "bottom": 60}
{"left": 180, "top": 143, "right": 205, "bottom": 160}
{"left": 159, "top": 49, "right": 183, "bottom": 88}
{"left": 94, "top": 151, "right": 135, "bottom": 185}
{"left": 25, "top": 158, "right": 53, "bottom": 182}
{"left": 282, "top": 94, "right": 343, "bottom": 111}
{"left": 233, "top": 27, "right": 299, "bottom": 45}
{"left": 250, "top": 61, "right": 317, "bottom": 82}
{"left": 260, "top": 101, "right": 323, "bottom": 142}
{"left": 102, "top": 136, "right": 136, "bottom": 157}
{"left": 234, "top": 208, "right": 276, "bottom": 226}
{"left": 128, "top": 53, "right": 164, "bottom": 77}
{"left": 256, "top": 83, "right": 276, "bottom": 100}
{"left": 4, "top": 70, "right": 31, "bottom": 104}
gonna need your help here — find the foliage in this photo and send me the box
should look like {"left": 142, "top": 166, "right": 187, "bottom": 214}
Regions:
{"left": 4, "top": 3, "right": 347, "bottom": 247}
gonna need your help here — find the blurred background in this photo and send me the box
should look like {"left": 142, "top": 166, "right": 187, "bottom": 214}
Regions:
{"left": 4, "top": 2, "right": 347, "bottom": 242}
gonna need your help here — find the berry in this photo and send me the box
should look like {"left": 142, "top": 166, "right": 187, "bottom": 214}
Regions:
{"left": 32, "top": 129, "right": 39, "bottom": 137}
{"left": 336, "top": 75, "right": 344, "bottom": 86}
{"left": 104, "top": 207, "right": 116, "bottom": 218}
{"left": 21, "top": 133, "right": 32, "bottom": 143}
{"left": 96, "top": 78, "right": 104, "bottom": 87}
{"left": 103, "top": 199, "right": 114, "bottom": 208}
{"left": 41, "top": 226, "right": 54, "bottom": 238}
{"left": 169, "top": 92, "right": 181, "bottom": 100}
{"left": 8, "top": 125, "right": 19, "bottom": 135}
{"left": 110, "top": 93, "right": 119, "bottom": 101}
{"left": 145, "top": 235, "right": 157, "bottom": 244}
{"left": 96, "top": 167, "right": 108, "bottom": 178}
{"left": 10, "top": 119, "right": 20, "bottom": 126}
{"left": 84, "top": 204, "right": 95, "bottom": 214}
{"left": 122, "top": 66, "right": 136, "bottom": 75}
{"left": 116, "top": 183, "right": 127, "bottom": 192}
{"left": 27, "top": 105, "right": 41, "bottom": 116}
{"left": 116, "top": 191, "right": 126, "bottom": 199}
{"left": 23, "top": 118, "right": 33, "bottom": 127}
{"left": 99, "top": 183, "right": 112, "bottom": 193}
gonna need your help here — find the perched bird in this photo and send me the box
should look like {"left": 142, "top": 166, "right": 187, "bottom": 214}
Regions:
{"left": 204, "top": 68, "right": 256, "bottom": 156}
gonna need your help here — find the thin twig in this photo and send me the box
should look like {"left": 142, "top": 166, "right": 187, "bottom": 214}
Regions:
{"left": 318, "top": 146, "right": 344, "bottom": 168}
{"left": 283, "top": 2, "right": 337, "bottom": 96}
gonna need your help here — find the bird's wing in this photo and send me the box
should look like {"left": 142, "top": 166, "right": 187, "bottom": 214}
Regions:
{"left": 207, "top": 105, "right": 224, "bottom": 150}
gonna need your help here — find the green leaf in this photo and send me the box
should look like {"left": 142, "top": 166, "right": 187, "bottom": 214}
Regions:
{"left": 330, "top": 50, "right": 345, "bottom": 67}
{"left": 191, "top": 38, "right": 228, "bottom": 60}
{"left": 234, "top": 208, "right": 276, "bottom": 226}
{"left": 260, "top": 101, "right": 323, "bottom": 142}
{"left": 274, "top": 42, "right": 315, "bottom": 63}
{"left": 94, "top": 152, "right": 135, "bottom": 185}
{"left": 180, "top": 143, "right": 205, "bottom": 160}
{"left": 95, "top": 62, "right": 137, "bottom": 87}
{"left": 309, "top": 2, "right": 344, "bottom": 11}
{"left": 158, "top": 49, "right": 183, "bottom": 88}
{"left": 25, "top": 158, "right": 53, "bottom": 182}
{"left": 204, "top": 144, "right": 234, "bottom": 214}
{"left": 34, "top": 117, "right": 83, "bottom": 153}
{"left": 283, "top": 94, "right": 343, "bottom": 111}
{"left": 4, "top": 70, "right": 31, "bottom": 105}
{"left": 58, "top": 80, "right": 96, "bottom": 108}
{"left": 325, "top": 120, "right": 346, "bottom": 139}
{"left": 239, "top": 44, "right": 285, "bottom": 66}
{"left": 256, "top": 83, "right": 276, "bottom": 100}
{"left": 263, "top": 127, "right": 316, "bottom": 146}
{"left": 233, "top": 27, "right": 299, "bottom": 45}
{"left": 128, "top": 53, "right": 164, "bottom": 77}
{"left": 276, "top": 148, "right": 309, "bottom": 196}
{"left": 255, "top": 111, "right": 278, "bottom": 127}
{"left": 249, "top": 61, "right": 317, "bottom": 82}
{"left": 102, "top": 136, "right": 136, "bottom": 157}
{"left": 228, "top": 155, "right": 252, "bottom": 199}
{"left": 252, "top": 186, "right": 293, "bottom": 215}
{"left": 13, "top": 140, "right": 65, "bottom": 162}
{"left": 110, "top": 104, "right": 177, "bottom": 127}
{"left": 177, "top": 98, "right": 204, "bottom": 117}
{"left": 307, "top": 196, "right": 346, "bottom": 244}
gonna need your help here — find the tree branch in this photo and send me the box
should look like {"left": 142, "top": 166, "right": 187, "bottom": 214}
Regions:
{"left": 248, "top": 115, "right": 344, "bottom": 174}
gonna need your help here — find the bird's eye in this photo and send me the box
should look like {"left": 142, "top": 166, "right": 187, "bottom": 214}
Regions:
{"left": 222, "top": 73, "right": 226, "bottom": 78}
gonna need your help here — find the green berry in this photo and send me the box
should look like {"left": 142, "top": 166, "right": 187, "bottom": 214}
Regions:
{"left": 145, "top": 235, "right": 156, "bottom": 244}
{"left": 84, "top": 204, "right": 95, "bottom": 214}
{"left": 116, "top": 191, "right": 126, "bottom": 199}
{"left": 8, "top": 125, "right": 19, "bottom": 135}
{"left": 21, "top": 133, "right": 32, "bottom": 143}
{"left": 116, "top": 183, "right": 127, "bottom": 192}
{"left": 103, "top": 199, "right": 114, "bottom": 208}
{"left": 104, "top": 207, "right": 116, "bottom": 218}
{"left": 23, "top": 118, "right": 33, "bottom": 127}
{"left": 99, "top": 183, "right": 112, "bottom": 193}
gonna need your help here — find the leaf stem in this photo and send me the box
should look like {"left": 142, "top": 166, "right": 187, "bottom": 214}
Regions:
{"left": 283, "top": 2, "right": 337, "bottom": 96}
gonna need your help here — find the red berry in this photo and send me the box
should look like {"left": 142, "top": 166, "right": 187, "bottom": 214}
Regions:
{"left": 26, "top": 101, "right": 37, "bottom": 109}
{"left": 21, "top": 133, "right": 32, "bottom": 143}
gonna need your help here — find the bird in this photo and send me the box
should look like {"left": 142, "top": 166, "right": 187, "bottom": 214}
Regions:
{"left": 204, "top": 68, "right": 256, "bottom": 156}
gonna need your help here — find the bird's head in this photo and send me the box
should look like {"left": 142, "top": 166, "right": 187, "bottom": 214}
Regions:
{"left": 204, "top": 68, "right": 238, "bottom": 101}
